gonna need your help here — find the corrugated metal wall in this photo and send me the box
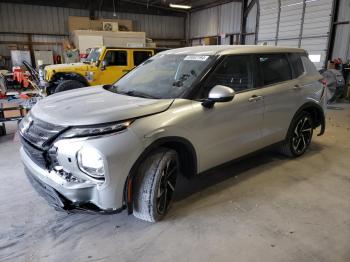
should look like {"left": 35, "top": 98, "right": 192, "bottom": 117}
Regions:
{"left": 258, "top": 0, "right": 279, "bottom": 42}
{"left": 0, "top": 2, "right": 185, "bottom": 61}
{"left": 188, "top": 1, "right": 258, "bottom": 45}
{"left": 257, "top": 0, "right": 334, "bottom": 69}
{"left": 190, "top": 6, "right": 221, "bottom": 38}
{"left": 189, "top": 2, "right": 244, "bottom": 44}
{"left": 0, "top": 3, "right": 185, "bottom": 38}
{"left": 332, "top": 0, "right": 350, "bottom": 61}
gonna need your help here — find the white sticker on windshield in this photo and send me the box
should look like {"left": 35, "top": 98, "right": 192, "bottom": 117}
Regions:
{"left": 184, "top": 55, "right": 209, "bottom": 61}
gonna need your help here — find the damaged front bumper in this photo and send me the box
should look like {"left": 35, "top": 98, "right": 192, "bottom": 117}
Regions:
{"left": 21, "top": 147, "right": 124, "bottom": 214}
{"left": 25, "top": 167, "right": 123, "bottom": 214}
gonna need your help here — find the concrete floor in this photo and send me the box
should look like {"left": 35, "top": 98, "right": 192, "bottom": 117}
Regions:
{"left": 1, "top": 103, "right": 350, "bottom": 262}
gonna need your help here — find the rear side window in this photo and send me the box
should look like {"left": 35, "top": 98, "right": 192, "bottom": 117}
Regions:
{"left": 104, "top": 50, "right": 127, "bottom": 66}
{"left": 133, "top": 51, "right": 153, "bottom": 66}
{"left": 258, "top": 54, "right": 292, "bottom": 85}
{"left": 289, "top": 53, "right": 305, "bottom": 78}
{"left": 301, "top": 56, "right": 319, "bottom": 75}
{"left": 204, "top": 55, "right": 253, "bottom": 93}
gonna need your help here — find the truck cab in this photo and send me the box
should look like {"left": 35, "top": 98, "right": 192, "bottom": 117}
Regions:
{"left": 44, "top": 46, "right": 155, "bottom": 95}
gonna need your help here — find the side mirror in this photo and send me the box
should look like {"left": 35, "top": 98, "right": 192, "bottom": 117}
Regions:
{"left": 202, "top": 85, "right": 235, "bottom": 108}
{"left": 101, "top": 60, "right": 107, "bottom": 70}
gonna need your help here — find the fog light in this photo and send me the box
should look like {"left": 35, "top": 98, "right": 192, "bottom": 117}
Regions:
{"left": 77, "top": 147, "right": 105, "bottom": 179}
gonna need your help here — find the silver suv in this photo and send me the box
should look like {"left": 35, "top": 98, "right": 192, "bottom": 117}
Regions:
{"left": 19, "top": 46, "right": 326, "bottom": 222}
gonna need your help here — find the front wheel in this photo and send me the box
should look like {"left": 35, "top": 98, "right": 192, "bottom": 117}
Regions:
{"left": 133, "top": 148, "right": 179, "bottom": 222}
{"left": 279, "top": 111, "right": 314, "bottom": 157}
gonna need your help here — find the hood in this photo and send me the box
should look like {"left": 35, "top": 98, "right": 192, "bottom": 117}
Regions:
{"left": 31, "top": 86, "right": 174, "bottom": 126}
{"left": 45, "top": 62, "right": 90, "bottom": 72}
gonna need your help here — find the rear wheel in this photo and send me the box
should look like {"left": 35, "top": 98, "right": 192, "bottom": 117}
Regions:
{"left": 54, "top": 80, "right": 85, "bottom": 93}
{"left": 279, "top": 111, "right": 313, "bottom": 157}
{"left": 133, "top": 148, "right": 179, "bottom": 222}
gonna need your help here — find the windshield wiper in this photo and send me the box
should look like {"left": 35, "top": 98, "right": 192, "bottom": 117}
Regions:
{"left": 173, "top": 74, "right": 190, "bottom": 87}
{"left": 118, "top": 90, "right": 158, "bottom": 99}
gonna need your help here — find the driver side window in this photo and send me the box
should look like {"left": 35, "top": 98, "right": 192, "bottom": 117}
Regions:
{"left": 199, "top": 55, "right": 253, "bottom": 98}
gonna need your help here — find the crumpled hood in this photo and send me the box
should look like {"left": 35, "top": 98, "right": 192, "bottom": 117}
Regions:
{"left": 31, "top": 86, "right": 174, "bottom": 126}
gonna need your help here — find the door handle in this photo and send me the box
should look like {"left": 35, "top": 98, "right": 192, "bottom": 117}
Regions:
{"left": 248, "top": 95, "right": 263, "bottom": 102}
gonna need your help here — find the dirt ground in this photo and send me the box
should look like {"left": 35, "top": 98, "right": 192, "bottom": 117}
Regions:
{"left": 1, "top": 103, "right": 350, "bottom": 262}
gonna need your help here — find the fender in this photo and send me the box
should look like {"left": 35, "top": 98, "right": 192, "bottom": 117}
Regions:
{"left": 124, "top": 136, "right": 198, "bottom": 214}
{"left": 50, "top": 72, "right": 90, "bottom": 86}
{"left": 290, "top": 102, "right": 326, "bottom": 137}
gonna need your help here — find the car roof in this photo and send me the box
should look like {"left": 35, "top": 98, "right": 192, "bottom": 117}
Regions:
{"left": 161, "top": 45, "right": 306, "bottom": 56}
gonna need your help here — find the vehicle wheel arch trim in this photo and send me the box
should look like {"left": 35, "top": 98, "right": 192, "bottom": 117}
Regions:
{"left": 124, "top": 136, "right": 198, "bottom": 214}
{"left": 288, "top": 102, "right": 325, "bottom": 137}
{"left": 50, "top": 72, "right": 89, "bottom": 86}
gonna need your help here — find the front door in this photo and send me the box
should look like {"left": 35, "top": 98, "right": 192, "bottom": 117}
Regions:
{"left": 188, "top": 55, "right": 264, "bottom": 172}
{"left": 96, "top": 49, "right": 131, "bottom": 85}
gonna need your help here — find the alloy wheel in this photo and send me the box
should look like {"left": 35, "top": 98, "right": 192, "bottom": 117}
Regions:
{"left": 156, "top": 159, "right": 178, "bottom": 215}
{"left": 291, "top": 116, "right": 313, "bottom": 154}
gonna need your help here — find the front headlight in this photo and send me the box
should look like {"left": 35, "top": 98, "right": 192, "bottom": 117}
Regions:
{"left": 61, "top": 121, "right": 132, "bottom": 138}
{"left": 19, "top": 112, "right": 33, "bottom": 135}
{"left": 77, "top": 147, "right": 105, "bottom": 179}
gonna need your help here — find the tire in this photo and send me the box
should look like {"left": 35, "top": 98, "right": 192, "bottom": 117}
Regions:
{"left": 54, "top": 80, "right": 85, "bottom": 93}
{"left": 279, "top": 111, "right": 314, "bottom": 157}
{"left": 133, "top": 148, "right": 179, "bottom": 222}
{"left": 0, "top": 124, "right": 6, "bottom": 136}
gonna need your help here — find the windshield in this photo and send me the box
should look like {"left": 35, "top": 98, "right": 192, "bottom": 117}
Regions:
{"left": 108, "top": 54, "right": 215, "bottom": 99}
{"left": 85, "top": 48, "right": 102, "bottom": 63}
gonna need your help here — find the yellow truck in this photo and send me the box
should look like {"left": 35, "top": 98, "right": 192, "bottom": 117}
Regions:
{"left": 43, "top": 46, "right": 156, "bottom": 95}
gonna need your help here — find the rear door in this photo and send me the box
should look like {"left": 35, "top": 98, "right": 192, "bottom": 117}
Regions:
{"left": 256, "top": 53, "right": 302, "bottom": 146}
{"left": 97, "top": 49, "right": 130, "bottom": 85}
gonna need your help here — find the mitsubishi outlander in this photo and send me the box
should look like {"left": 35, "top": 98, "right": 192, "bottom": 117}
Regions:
{"left": 19, "top": 45, "right": 326, "bottom": 222}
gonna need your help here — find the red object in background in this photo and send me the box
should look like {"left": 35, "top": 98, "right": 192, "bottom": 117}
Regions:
{"left": 12, "top": 66, "right": 29, "bottom": 88}
{"left": 80, "top": 53, "right": 88, "bottom": 59}
{"left": 54, "top": 54, "right": 62, "bottom": 64}
{"left": 321, "top": 79, "right": 327, "bottom": 87}
{"left": 333, "top": 58, "right": 343, "bottom": 65}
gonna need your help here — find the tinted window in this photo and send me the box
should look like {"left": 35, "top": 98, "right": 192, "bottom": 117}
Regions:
{"left": 289, "top": 53, "right": 305, "bottom": 78}
{"left": 134, "top": 51, "right": 153, "bottom": 66}
{"left": 301, "top": 56, "right": 319, "bottom": 75}
{"left": 204, "top": 55, "right": 253, "bottom": 94}
{"left": 104, "top": 50, "right": 127, "bottom": 66}
{"left": 258, "top": 54, "right": 292, "bottom": 85}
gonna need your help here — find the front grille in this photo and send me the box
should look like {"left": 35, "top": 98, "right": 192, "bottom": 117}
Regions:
{"left": 21, "top": 136, "right": 47, "bottom": 168}
{"left": 20, "top": 116, "right": 67, "bottom": 169}
{"left": 21, "top": 116, "right": 66, "bottom": 148}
